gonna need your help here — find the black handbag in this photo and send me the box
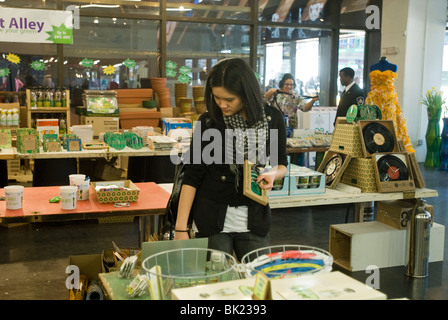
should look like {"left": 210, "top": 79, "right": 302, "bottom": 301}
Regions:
{"left": 160, "top": 159, "right": 186, "bottom": 239}
{"left": 160, "top": 113, "right": 212, "bottom": 240}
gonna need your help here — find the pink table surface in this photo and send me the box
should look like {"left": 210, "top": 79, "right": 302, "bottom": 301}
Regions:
{"left": 0, "top": 182, "right": 170, "bottom": 223}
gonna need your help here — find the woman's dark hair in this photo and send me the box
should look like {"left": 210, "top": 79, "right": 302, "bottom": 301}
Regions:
{"left": 205, "top": 58, "right": 263, "bottom": 126}
{"left": 279, "top": 73, "right": 296, "bottom": 89}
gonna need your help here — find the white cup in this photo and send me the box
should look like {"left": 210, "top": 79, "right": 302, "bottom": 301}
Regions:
{"left": 72, "top": 178, "right": 90, "bottom": 201}
{"left": 5, "top": 185, "right": 24, "bottom": 210}
{"left": 69, "top": 174, "right": 86, "bottom": 186}
{"left": 60, "top": 186, "right": 78, "bottom": 210}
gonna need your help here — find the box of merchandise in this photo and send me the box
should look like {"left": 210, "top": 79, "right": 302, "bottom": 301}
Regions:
{"left": 36, "top": 118, "right": 59, "bottom": 140}
{"left": 67, "top": 254, "right": 105, "bottom": 300}
{"left": 16, "top": 128, "right": 39, "bottom": 153}
{"left": 83, "top": 90, "right": 119, "bottom": 116}
{"left": 269, "top": 176, "right": 290, "bottom": 197}
{"left": 340, "top": 157, "right": 378, "bottom": 193}
{"left": 91, "top": 180, "right": 140, "bottom": 203}
{"left": 288, "top": 164, "right": 325, "bottom": 196}
{"left": 162, "top": 117, "right": 192, "bottom": 136}
{"left": 329, "top": 118, "right": 364, "bottom": 158}
{"left": 377, "top": 200, "right": 434, "bottom": 230}
{"left": 0, "top": 129, "right": 12, "bottom": 148}
{"left": 81, "top": 116, "right": 119, "bottom": 138}
{"left": 269, "top": 156, "right": 291, "bottom": 198}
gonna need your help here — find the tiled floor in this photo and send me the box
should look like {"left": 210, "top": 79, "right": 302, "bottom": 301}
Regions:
{"left": 0, "top": 164, "right": 446, "bottom": 300}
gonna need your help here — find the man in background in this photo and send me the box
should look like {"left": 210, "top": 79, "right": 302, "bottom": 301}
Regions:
{"left": 334, "top": 67, "right": 364, "bottom": 125}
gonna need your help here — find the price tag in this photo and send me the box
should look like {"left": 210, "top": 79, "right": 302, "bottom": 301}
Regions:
{"left": 252, "top": 271, "right": 272, "bottom": 300}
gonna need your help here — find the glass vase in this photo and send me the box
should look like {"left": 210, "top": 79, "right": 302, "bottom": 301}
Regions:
{"left": 440, "top": 118, "right": 448, "bottom": 171}
{"left": 425, "top": 118, "right": 441, "bottom": 167}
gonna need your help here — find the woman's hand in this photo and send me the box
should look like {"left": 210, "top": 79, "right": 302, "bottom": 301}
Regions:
{"left": 256, "top": 165, "right": 287, "bottom": 193}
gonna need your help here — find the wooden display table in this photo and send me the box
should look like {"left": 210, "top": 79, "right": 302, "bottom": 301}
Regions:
{"left": 0, "top": 182, "right": 170, "bottom": 244}
{"left": 268, "top": 184, "right": 439, "bottom": 209}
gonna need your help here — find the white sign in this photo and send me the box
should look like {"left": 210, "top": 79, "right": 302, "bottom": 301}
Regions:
{"left": 0, "top": 8, "right": 73, "bottom": 44}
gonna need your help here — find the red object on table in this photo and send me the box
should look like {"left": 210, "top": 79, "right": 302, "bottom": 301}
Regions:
{"left": 0, "top": 182, "right": 170, "bottom": 222}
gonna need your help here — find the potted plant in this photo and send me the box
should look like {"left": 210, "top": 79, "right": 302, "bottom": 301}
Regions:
{"left": 421, "top": 88, "right": 445, "bottom": 167}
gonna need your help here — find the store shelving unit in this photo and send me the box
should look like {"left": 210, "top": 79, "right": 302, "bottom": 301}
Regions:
{"left": 25, "top": 89, "right": 71, "bottom": 129}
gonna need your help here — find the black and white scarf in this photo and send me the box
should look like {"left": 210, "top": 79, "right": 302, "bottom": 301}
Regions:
{"left": 223, "top": 109, "right": 269, "bottom": 190}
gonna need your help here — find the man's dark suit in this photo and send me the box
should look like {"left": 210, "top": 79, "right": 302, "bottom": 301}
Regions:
{"left": 334, "top": 83, "right": 365, "bottom": 125}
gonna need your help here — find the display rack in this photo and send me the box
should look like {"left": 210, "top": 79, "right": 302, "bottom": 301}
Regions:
{"left": 26, "top": 89, "right": 71, "bottom": 129}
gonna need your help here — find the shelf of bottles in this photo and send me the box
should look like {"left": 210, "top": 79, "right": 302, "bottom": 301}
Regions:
{"left": 26, "top": 88, "right": 70, "bottom": 133}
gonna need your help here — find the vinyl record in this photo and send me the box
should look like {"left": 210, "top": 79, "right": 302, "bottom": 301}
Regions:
{"left": 362, "top": 122, "right": 395, "bottom": 154}
{"left": 322, "top": 153, "right": 344, "bottom": 185}
{"left": 377, "top": 154, "right": 409, "bottom": 182}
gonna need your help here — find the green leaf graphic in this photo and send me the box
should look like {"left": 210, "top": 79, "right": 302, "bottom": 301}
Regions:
{"left": 31, "top": 61, "right": 45, "bottom": 71}
{"left": 178, "top": 74, "right": 191, "bottom": 84}
{"left": 166, "top": 60, "right": 177, "bottom": 69}
{"left": 166, "top": 69, "right": 177, "bottom": 78}
{"left": 0, "top": 68, "right": 10, "bottom": 77}
{"left": 80, "top": 58, "right": 94, "bottom": 68}
{"left": 179, "top": 66, "right": 191, "bottom": 75}
{"left": 123, "top": 58, "right": 136, "bottom": 69}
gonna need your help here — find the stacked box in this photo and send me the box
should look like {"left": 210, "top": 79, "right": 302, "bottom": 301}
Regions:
{"left": 91, "top": 180, "right": 140, "bottom": 203}
{"left": 289, "top": 164, "right": 325, "bottom": 196}
{"left": 16, "top": 128, "right": 39, "bottom": 154}
{"left": 0, "top": 129, "right": 12, "bottom": 148}
{"left": 328, "top": 120, "right": 364, "bottom": 158}
{"left": 340, "top": 158, "right": 378, "bottom": 193}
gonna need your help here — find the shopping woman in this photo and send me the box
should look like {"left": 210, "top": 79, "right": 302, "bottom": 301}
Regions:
{"left": 173, "top": 58, "right": 288, "bottom": 261}
{"left": 265, "top": 73, "right": 319, "bottom": 135}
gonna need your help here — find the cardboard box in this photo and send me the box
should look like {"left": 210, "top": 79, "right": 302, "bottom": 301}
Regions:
{"left": 358, "top": 120, "right": 400, "bottom": 158}
{"left": 317, "top": 151, "right": 352, "bottom": 189}
{"left": 288, "top": 165, "right": 325, "bottom": 196}
{"left": 162, "top": 117, "right": 192, "bottom": 136}
{"left": 329, "top": 119, "right": 364, "bottom": 158}
{"left": 68, "top": 254, "right": 105, "bottom": 283}
{"left": 340, "top": 157, "right": 378, "bottom": 193}
{"left": 91, "top": 180, "right": 140, "bottom": 203}
{"left": 36, "top": 118, "right": 59, "bottom": 140}
{"left": 371, "top": 153, "right": 415, "bottom": 193}
{"left": 81, "top": 116, "right": 119, "bottom": 138}
{"left": 297, "top": 107, "right": 331, "bottom": 133}
{"left": 377, "top": 200, "right": 434, "bottom": 230}
{"left": 329, "top": 221, "right": 445, "bottom": 272}
{"left": 269, "top": 176, "right": 290, "bottom": 197}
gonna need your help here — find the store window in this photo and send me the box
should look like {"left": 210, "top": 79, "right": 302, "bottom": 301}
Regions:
{"left": 166, "top": 0, "right": 250, "bottom": 20}
{"left": 64, "top": 0, "right": 160, "bottom": 16}
{"left": 337, "top": 29, "right": 365, "bottom": 103}
{"left": 259, "top": 0, "right": 331, "bottom": 25}
{"left": 165, "top": 21, "right": 250, "bottom": 94}
{"left": 63, "top": 16, "right": 159, "bottom": 105}
{"left": 258, "top": 26, "right": 332, "bottom": 105}
{"left": 0, "top": 43, "right": 58, "bottom": 102}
